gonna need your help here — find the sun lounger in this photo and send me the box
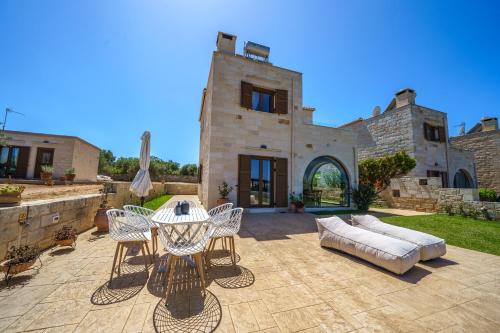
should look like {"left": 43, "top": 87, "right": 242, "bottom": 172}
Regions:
{"left": 316, "top": 216, "right": 420, "bottom": 275}
{"left": 351, "top": 215, "right": 446, "bottom": 261}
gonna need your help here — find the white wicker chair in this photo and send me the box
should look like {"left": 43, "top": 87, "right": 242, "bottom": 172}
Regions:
{"left": 107, "top": 209, "right": 152, "bottom": 284}
{"left": 156, "top": 220, "right": 213, "bottom": 300}
{"left": 206, "top": 208, "right": 244, "bottom": 267}
{"left": 206, "top": 203, "right": 233, "bottom": 250}
{"left": 123, "top": 205, "right": 159, "bottom": 255}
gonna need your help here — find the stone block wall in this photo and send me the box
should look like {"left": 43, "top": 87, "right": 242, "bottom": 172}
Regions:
{"left": 450, "top": 130, "right": 500, "bottom": 192}
{"left": 437, "top": 188, "right": 499, "bottom": 220}
{"left": 381, "top": 176, "right": 442, "bottom": 212}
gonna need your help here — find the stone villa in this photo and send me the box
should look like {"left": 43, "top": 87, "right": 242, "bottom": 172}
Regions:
{"left": 1, "top": 130, "right": 100, "bottom": 181}
{"left": 198, "top": 32, "right": 357, "bottom": 210}
{"left": 341, "top": 89, "right": 477, "bottom": 190}
{"left": 451, "top": 117, "right": 500, "bottom": 192}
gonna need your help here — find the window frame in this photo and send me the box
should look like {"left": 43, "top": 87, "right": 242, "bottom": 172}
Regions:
{"left": 251, "top": 86, "right": 275, "bottom": 113}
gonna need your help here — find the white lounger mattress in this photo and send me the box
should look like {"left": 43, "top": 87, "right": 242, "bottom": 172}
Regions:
{"left": 316, "top": 216, "right": 420, "bottom": 275}
{"left": 351, "top": 215, "right": 446, "bottom": 261}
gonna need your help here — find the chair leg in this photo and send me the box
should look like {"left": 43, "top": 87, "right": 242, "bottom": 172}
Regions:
{"left": 206, "top": 238, "right": 218, "bottom": 267}
{"left": 194, "top": 253, "right": 206, "bottom": 294}
{"left": 117, "top": 243, "right": 125, "bottom": 276}
{"left": 144, "top": 242, "right": 153, "bottom": 264}
{"left": 230, "top": 236, "right": 236, "bottom": 266}
{"left": 109, "top": 243, "right": 120, "bottom": 284}
{"left": 139, "top": 243, "right": 148, "bottom": 273}
{"left": 166, "top": 256, "right": 178, "bottom": 302}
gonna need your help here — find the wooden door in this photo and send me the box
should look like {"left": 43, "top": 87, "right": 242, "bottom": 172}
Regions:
{"left": 34, "top": 148, "right": 54, "bottom": 178}
{"left": 14, "top": 147, "right": 30, "bottom": 178}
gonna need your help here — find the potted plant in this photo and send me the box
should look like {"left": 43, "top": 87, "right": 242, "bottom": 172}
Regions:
{"left": 217, "top": 181, "right": 233, "bottom": 205}
{"left": 0, "top": 245, "right": 39, "bottom": 277}
{"left": 40, "top": 165, "right": 54, "bottom": 182}
{"left": 0, "top": 185, "right": 25, "bottom": 206}
{"left": 54, "top": 225, "right": 77, "bottom": 247}
{"left": 289, "top": 193, "right": 305, "bottom": 213}
{"left": 94, "top": 182, "right": 113, "bottom": 232}
{"left": 65, "top": 167, "right": 76, "bottom": 182}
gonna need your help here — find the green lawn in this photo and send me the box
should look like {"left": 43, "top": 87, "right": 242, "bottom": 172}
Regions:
{"left": 143, "top": 194, "right": 173, "bottom": 210}
{"left": 380, "top": 214, "right": 500, "bottom": 256}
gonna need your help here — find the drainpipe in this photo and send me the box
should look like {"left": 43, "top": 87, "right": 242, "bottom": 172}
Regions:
{"left": 289, "top": 78, "right": 294, "bottom": 198}
{"left": 443, "top": 115, "right": 450, "bottom": 188}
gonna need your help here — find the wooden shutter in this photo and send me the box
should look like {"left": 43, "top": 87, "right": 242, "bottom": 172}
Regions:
{"left": 438, "top": 126, "right": 446, "bottom": 142}
{"left": 423, "top": 123, "right": 429, "bottom": 140}
{"left": 238, "top": 155, "right": 251, "bottom": 208}
{"left": 241, "top": 81, "right": 253, "bottom": 109}
{"left": 441, "top": 172, "right": 449, "bottom": 188}
{"left": 275, "top": 89, "right": 288, "bottom": 114}
{"left": 14, "top": 147, "right": 30, "bottom": 178}
{"left": 274, "top": 158, "right": 288, "bottom": 207}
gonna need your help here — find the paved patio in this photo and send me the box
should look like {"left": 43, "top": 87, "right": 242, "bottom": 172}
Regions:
{"left": 1, "top": 207, "right": 499, "bottom": 332}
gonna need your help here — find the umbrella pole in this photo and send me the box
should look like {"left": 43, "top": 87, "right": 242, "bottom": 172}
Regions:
{"left": 140, "top": 196, "right": 145, "bottom": 207}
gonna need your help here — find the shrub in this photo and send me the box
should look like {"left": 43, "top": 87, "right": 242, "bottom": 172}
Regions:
{"left": 0, "top": 185, "right": 25, "bottom": 194}
{"left": 480, "top": 206, "right": 493, "bottom": 221}
{"left": 65, "top": 167, "right": 76, "bottom": 174}
{"left": 352, "top": 184, "right": 377, "bottom": 211}
{"left": 5, "top": 245, "right": 39, "bottom": 265}
{"left": 468, "top": 205, "right": 480, "bottom": 220}
{"left": 442, "top": 203, "right": 454, "bottom": 216}
{"left": 41, "top": 165, "right": 54, "bottom": 173}
{"left": 458, "top": 202, "right": 467, "bottom": 217}
{"left": 217, "top": 181, "right": 233, "bottom": 199}
{"left": 479, "top": 188, "right": 497, "bottom": 202}
{"left": 54, "top": 226, "right": 77, "bottom": 241}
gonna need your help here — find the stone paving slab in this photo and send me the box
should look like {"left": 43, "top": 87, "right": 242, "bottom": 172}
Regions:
{"left": 0, "top": 209, "right": 499, "bottom": 332}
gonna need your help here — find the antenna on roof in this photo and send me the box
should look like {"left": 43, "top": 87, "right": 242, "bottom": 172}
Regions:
{"left": 2, "top": 108, "right": 25, "bottom": 131}
{"left": 454, "top": 122, "right": 465, "bottom": 136}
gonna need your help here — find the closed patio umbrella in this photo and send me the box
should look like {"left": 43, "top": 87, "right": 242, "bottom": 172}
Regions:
{"left": 130, "top": 131, "right": 153, "bottom": 206}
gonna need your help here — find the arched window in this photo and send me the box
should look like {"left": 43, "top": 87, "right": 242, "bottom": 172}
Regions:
{"left": 453, "top": 169, "right": 473, "bottom": 188}
{"left": 303, "top": 156, "right": 350, "bottom": 207}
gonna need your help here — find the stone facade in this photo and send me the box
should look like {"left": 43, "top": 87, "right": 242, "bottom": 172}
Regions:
{"left": 450, "top": 127, "right": 500, "bottom": 192}
{"left": 341, "top": 89, "right": 477, "bottom": 188}
{"left": 2, "top": 130, "right": 100, "bottom": 181}
{"left": 198, "top": 32, "right": 357, "bottom": 209}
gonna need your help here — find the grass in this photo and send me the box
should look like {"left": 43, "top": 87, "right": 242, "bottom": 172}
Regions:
{"left": 380, "top": 214, "right": 500, "bottom": 256}
{"left": 143, "top": 194, "right": 173, "bottom": 210}
{"left": 311, "top": 210, "right": 361, "bottom": 216}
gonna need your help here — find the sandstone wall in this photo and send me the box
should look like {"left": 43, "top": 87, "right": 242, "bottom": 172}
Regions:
{"left": 450, "top": 130, "right": 500, "bottom": 192}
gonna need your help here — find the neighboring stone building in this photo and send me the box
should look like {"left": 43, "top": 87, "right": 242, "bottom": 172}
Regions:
{"left": 450, "top": 117, "right": 500, "bottom": 192}
{"left": 198, "top": 32, "right": 357, "bottom": 210}
{"left": 341, "top": 89, "right": 476, "bottom": 189}
{"left": 1, "top": 130, "right": 100, "bottom": 181}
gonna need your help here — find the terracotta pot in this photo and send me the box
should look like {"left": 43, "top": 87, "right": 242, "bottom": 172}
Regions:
{"left": 94, "top": 207, "right": 111, "bottom": 232}
{"left": 0, "top": 192, "right": 22, "bottom": 206}
{"left": 290, "top": 202, "right": 296, "bottom": 213}
{"left": 0, "top": 258, "right": 36, "bottom": 275}
{"left": 216, "top": 198, "right": 229, "bottom": 205}
{"left": 40, "top": 172, "right": 53, "bottom": 181}
{"left": 56, "top": 238, "right": 76, "bottom": 247}
{"left": 296, "top": 206, "right": 305, "bottom": 213}
{"left": 65, "top": 174, "right": 76, "bottom": 182}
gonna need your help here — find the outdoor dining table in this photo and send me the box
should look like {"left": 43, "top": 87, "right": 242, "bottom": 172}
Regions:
{"left": 151, "top": 207, "right": 210, "bottom": 270}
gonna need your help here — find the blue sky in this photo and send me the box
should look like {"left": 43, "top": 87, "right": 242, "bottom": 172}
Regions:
{"left": 1, "top": 0, "right": 499, "bottom": 164}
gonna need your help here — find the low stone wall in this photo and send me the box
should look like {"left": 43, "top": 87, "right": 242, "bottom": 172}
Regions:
{"left": 0, "top": 181, "right": 198, "bottom": 259}
{"left": 437, "top": 189, "right": 499, "bottom": 220}
{"left": 381, "top": 176, "right": 442, "bottom": 212}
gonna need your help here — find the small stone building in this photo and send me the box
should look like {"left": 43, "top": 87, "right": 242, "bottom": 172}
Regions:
{"left": 198, "top": 32, "right": 357, "bottom": 210}
{"left": 1, "top": 130, "right": 100, "bottom": 181}
{"left": 450, "top": 117, "right": 500, "bottom": 192}
{"left": 341, "top": 89, "right": 477, "bottom": 190}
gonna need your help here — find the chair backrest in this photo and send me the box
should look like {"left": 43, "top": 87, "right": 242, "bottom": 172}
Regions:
{"left": 207, "top": 203, "right": 233, "bottom": 217}
{"left": 211, "top": 208, "right": 244, "bottom": 238}
{"left": 163, "top": 199, "right": 199, "bottom": 209}
{"left": 123, "top": 205, "right": 155, "bottom": 228}
{"left": 106, "top": 209, "right": 149, "bottom": 242}
{"left": 156, "top": 220, "right": 213, "bottom": 256}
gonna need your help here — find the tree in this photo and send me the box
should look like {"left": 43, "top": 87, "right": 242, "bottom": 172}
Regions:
{"left": 180, "top": 163, "right": 198, "bottom": 176}
{"left": 359, "top": 151, "right": 416, "bottom": 192}
{"left": 98, "top": 150, "right": 116, "bottom": 174}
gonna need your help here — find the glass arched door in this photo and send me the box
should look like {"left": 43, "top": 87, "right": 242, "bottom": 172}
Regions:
{"left": 303, "top": 156, "right": 350, "bottom": 207}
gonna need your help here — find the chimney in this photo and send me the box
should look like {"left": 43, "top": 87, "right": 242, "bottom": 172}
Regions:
{"left": 481, "top": 117, "right": 499, "bottom": 132}
{"left": 395, "top": 88, "right": 416, "bottom": 108}
{"left": 216, "top": 32, "right": 236, "bottom": 55}
{"left": 372, "top": 106, "right": 381, "bottom": 117}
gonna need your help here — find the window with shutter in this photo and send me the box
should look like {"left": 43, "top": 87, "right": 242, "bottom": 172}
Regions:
{"left": 238, "top": 155, "right": 251, "bottom": 208}
{"left": 274, "top": 158, "right": 288, "bottom": 207}
{"left": 438, "top": 126, "right": 446, "bottom": 142}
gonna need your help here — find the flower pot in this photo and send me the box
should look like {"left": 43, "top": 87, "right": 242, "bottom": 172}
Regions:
{"left": 0, "top": 192, "right": 22, "bottom": 206}
{"left": 40, "top": 172, "right": 53, "bottom": 181}
{"left": 290, "top": 202, "right": 296, "bottom": 213}
{"left": 0, "top": 258, "right": 36, "bottom": 275}
{"left": 94, "top": 207, "right": 111, "bottom": 232}
{"left": 216, "top": 198, "right": 229, "bottom": 206}
{"left": 65, "top": 174, "right": 76, "bottom": 182}
{"left": 296, "top": 206, "right": 305, "bottom": 213}
{"left": 56, "top": 238, "right": 76, "bottom": 247}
